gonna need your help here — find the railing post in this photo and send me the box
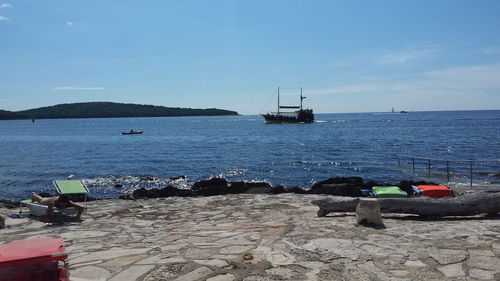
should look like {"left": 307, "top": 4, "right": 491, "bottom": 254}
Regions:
{"left": 446, "top": 161, "right": 450, "bottom": 182}
{"left": 412, "top": 157, "right": 415, "bottom": 172}
{"left": 470, "top": 161, "right": 473, "bottom": 187}
{"left": 428, "top": 159, "right": 431, "bottom": 175}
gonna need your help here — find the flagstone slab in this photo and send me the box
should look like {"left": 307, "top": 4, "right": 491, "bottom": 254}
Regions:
{"left": 206, "top": 273, "right": 236, "bottom": 281}
{"left": 71, "top": 248, "right": 151, "bottom": 264}
{"left": 469, "top": 268, "right": 495, "bottom": 280}
{"left": 219, "top": 245, "right": 253, "bottom": 254}
{"left": 71, "top": 265, "right": 112, "bottom": 281}
{"left": 172, "top": 266, "right": 213, "bottom": 281}
{"left": 194, "top": 259, "right": 229, "bottom": 267}
{"left": 430, "top": 248, "right": 467, "bottom": 265}
{"left": 404, "top": 260, "right": 427, "bottom": 267}
{"left": 60, "top": 231, "right": 110, "bottom": 240}
{"left": 468, "top": 249, "right": 495, "bottom": 256}
{"left": 466, "top": 255, "right": 500, "bottom": 271}
{"left": 437, "top": 263, "right": 465, "bottom": 277}
{"left": 108, "top": 265, "right": 155, "bottom": 281}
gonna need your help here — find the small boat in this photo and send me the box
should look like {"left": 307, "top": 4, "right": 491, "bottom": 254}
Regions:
{"left": 262, "top": 87, "right": 314, "bottom": 123}
{"left": 121, "top": 130, "right": 143, "bottom": 135}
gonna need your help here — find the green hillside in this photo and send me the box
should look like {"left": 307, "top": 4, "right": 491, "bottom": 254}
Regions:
{"left": 0, "top": 110, "right": 28, "bottom": 120}
{"left": 0, "top": 102, "right": 239, "bottom": 120}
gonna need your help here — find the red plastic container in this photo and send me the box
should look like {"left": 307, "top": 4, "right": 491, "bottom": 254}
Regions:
{"left": 417, "top": 185, "right": 452, "bottom": 198}
{"left": 0, "top": 237, "right": 68, "bottom": 281}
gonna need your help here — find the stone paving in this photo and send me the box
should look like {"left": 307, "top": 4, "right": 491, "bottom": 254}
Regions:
{"left": 1, "top": 193, "right": 500, "bottom": 280}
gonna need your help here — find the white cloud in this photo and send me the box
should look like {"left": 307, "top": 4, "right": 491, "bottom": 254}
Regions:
{"left": 481, "top": 47, "right": 500, "bottom": 55}
{"left": 424, "top": 63, "right": 500, "bottom": 89}
{"left": 66, "top": 21, "right": 74, "bottom": 26}
{"left": 0, "top": 15, "right": 9, "bottom": 21}
{"left": 375, "top": 49, "right": 437, "bottom": 65}
{"left": 53, "top": 86, "right": 105, "bottom": 90}
{"left": 0, "top": 3, "right": 11, "bottom": 8}
{"left": 307, "top": 63, "right": 500, "bottom": 111}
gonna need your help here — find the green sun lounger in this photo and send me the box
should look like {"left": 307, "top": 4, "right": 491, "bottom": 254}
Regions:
{"left": 372, "top": 186, "right": 407, "bottom": 198}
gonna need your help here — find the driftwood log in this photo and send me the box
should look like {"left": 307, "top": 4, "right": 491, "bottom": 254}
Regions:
{"left": 311, "top": 191, "right": 500, "bottom": 218}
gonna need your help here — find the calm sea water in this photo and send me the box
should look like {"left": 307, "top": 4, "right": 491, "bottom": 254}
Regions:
{"left": 1, "top": 110, "right": 499, "bottom": 201}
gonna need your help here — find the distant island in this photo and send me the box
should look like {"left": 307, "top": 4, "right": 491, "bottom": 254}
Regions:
{"left": 0, "top": 102, "right": 239, "bottom": 120}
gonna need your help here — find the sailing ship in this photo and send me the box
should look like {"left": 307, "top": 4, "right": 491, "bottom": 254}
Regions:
{"left": 262, "top": 87, "right": 314, "bottom": 123}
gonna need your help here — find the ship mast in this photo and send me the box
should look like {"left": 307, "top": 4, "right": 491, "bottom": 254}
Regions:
{"left": 300, "top": 87, "right": 306, "bottom": 110}
{"left": 277, "top": 87, "right": 280, "bottom": 115}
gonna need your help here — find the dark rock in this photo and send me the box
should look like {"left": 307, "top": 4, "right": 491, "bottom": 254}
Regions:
{"left": 284, "top": 186, "right": 309, "bottom": 194}
{"left": 229, "top": 181, "right": 251, "bottom": 193}
{"left": 114, "top": 184, "right": 123, "bottom": 188}
{"left": 312, "top": 177, "right": 364, "bottom": 187}
{"left": 0, "top": 215, "right": 4, "bottom": 229}
{"left": 310, "top": 177, "right": 363, "bottom": 197}
{"left": 159, "top": 185, "right": 195, "bottom": 197}
{"left": 131, "top": 187, "right": 154, "bottom": 198}
{"left": 270, "top": 185, "right": 286, "bottom": 194}
{"left": 131, "top": 185, "right": 195, "bottom": 199}
{"left": 489, "top": 172, "right": 500, "bottom": 178}
{"left": 119, "top": 194, "right": 135, "bottom": 200}
{"left": 245, "top": 183, "right": 272, "bottom": 194}
{"left": 192, "top": 177, "right": 230, "bottom": 196}
{"left": 169, "top": 175, "right": 186, "bottom": 180}
{"left": 230, "top": 181, "right": 272, "bottom": 194}
{"left": 364, "top": 181, "right": 380, "bottom": 189}
{"left": 0, "top": 199, "right": 18, "bottom": 209}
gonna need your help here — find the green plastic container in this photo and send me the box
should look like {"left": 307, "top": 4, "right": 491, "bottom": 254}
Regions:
{"left": 372, "top": 186, "right": 406, "bottom": 198}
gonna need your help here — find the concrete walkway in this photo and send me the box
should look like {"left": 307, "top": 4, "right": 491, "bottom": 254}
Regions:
{"left": 1, "top": 193, "right": 499, "bottom": 280}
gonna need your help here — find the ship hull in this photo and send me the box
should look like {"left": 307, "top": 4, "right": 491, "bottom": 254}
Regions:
{"left": 263, "top": 110, "right": 314, "bottom": 124}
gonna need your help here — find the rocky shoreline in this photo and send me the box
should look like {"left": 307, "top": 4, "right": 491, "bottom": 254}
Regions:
{"left": 123, "top": 176, "right": 436, "bottom": 200}
{"left": 0, "top": 176, "right": 437, "bottom": 207}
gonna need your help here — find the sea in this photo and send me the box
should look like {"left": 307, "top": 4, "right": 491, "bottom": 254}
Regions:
{"left": 0, "top": 110, "right": 499, "bottom": 201}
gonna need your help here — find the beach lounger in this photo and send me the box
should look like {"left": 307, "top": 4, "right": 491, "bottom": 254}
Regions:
{"left": 0, "top": 236, "right": 69, "bottom": 281}
{"left": 21, "top": 179, "right": 89, "bottom": 217}
{"left": 415, "top": 185, "right": 452, "bottom": 198}
{"left": 20, "top": 199, "right": 79, "bottom": 217}
{"left": 372, "top": 186, "right": 407, "bottom": 198}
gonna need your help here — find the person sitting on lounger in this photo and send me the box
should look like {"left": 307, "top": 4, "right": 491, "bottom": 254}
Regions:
{"left": 31, "top": 193, "right": 84, "bottom": 220}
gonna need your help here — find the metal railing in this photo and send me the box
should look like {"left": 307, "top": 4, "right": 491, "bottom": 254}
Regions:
{"left": 396, "top": 155, "right": 500, "bottom": 186}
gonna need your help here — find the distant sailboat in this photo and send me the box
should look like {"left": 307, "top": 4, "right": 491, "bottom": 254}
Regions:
{"left": 391, "top": 107, "right": 408, "bottom": 114}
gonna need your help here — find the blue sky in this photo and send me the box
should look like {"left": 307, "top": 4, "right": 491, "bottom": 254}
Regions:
{"left": 1, "top": 0, "right": 500, "bottom": 115}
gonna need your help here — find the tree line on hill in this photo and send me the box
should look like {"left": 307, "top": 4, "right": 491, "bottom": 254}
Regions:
{"left": 0, "top": 102, "right": 239, "bottom": 120}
